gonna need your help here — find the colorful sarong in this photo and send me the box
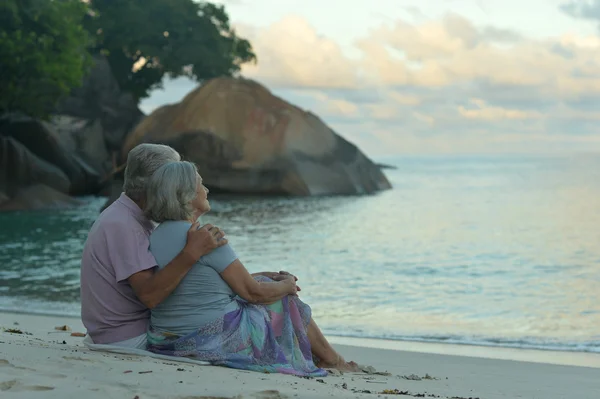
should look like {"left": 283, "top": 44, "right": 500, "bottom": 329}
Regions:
{"left": 147, "top": 282, "right": 327, "bottom": 377}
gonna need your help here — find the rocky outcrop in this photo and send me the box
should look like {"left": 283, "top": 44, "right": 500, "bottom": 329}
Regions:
{"left": 0, "top": 184, "right": 82, "bottom": 211}
{"left": 56, "top": 55, "right": 144, "bottom": 152}
{"left": 0, "top": 55, "right": 143, "bottom": 211}
{"left": 1, "top": 68, "right": 390, "bottom": 211}
{"left": 46, "top": 114, "right": 115, "bottom": 193}
{"left": 0, "top": 135, "right": 71, "bottom": 196}
{"left": 122, "top": 78, "right": 391, "bottom": 196}
{"left": 377, "top": 163, "right": 398, "bottom": 170}
{"left": 0, "top": 114, "right": 103, "bottom": 195}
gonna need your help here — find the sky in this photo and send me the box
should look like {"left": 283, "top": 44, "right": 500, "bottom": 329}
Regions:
{"left": 140, "top": 0, "right": 600, "bottom": 157}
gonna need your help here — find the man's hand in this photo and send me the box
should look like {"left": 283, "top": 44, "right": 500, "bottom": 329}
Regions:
{"left": 182, "top": 222, "right": 227, "bottom": 261}
{"left": 128, "top": 223, "right": 227, "bottom": 310}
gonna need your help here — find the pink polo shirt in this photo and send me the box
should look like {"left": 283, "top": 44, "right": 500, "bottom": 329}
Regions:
{"left": 80, "top": 193, "right": 158, "bottom": 344}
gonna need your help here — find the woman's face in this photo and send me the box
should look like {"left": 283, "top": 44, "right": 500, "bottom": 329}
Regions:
{"left": 191, "top": 174, "right": 210, "bottom": 219}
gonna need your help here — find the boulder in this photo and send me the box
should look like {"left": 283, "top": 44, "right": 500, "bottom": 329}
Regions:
{"left": 56, "top": 55, "right": 144, "bottom": 152}
{"left": 0, "top": 55, "right": 143, "bottom": 212}
{"left": 0, "top": 184, "right": 82, "bottom": 211}
{"left": 47, "top": 115, "right": 111, "bottom": 179}
{"left": 0, "top": 191, "right": 9, "bottom": 207}
{"left": 122, "top": 78, "right": 391, "bottom": 196}
{"left": 377, "top": 163, "right": 398, "bottom": 170}
{"left": 0, "top": 114, "right": 104, "bottom": 195}
{"left": 0, "top": 135, "right": 71, "bottom": 196}
{"left": 48, "top": 115, "right": 110, "bottom": 168}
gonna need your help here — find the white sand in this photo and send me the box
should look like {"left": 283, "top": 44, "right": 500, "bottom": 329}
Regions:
{"left": 1, "top": 312, "right": 599, "bottom": 399}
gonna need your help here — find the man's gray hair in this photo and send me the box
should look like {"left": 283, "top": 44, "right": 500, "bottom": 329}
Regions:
{"left": 123, "top": 143, "right": 181, "bottom": 202}
{"left": 145, "top": 161, "right": 199, "bottom": 223}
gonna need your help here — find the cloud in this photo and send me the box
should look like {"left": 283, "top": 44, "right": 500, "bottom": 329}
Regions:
{"left": 401, "top": 6, "right": 427, "bottom": 20}
{"left": 144, "top": 10, "right": 600, "bottom": 155}
{"left": 560, "top": 0, "right": 600, "bottom": 22}
{"left": 303, "top": 91, "right": 360, "bottom": 117}
{"left": 458, "top": 99, "right": 543, "bottom": 121}
{"left": 240, "top": 12, "right": 600, "bottom": 98}
{"left": 359, "top": 13, "right": 600, "bottom": 98}
{"left": 237, "top": 16, "right": 360, "bottom": 89}
{"left": 480, "top": 26, "right": 523, "bottom": 43}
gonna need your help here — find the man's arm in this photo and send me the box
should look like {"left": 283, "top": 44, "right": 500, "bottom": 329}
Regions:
{"left": 129, "top": 223, "right": 226, "bottom": 309}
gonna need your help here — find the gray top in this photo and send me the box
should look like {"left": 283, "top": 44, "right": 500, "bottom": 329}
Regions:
{"left": 149, "top": 221, "right": 240, "bottom": 335}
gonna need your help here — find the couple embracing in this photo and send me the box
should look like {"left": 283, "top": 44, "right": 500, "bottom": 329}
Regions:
{"left": 80, "top": 143, "right": 359, "bottom": 376}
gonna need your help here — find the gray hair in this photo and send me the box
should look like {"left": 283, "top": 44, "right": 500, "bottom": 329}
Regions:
{"left": 145, "top": 161, "right": 199, "bottom": 223}
{"left": 123, "top": 143, "right": 181, "bottom": 202}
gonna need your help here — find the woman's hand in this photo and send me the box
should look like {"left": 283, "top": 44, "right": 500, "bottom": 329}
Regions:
{"left": 260, "top": 271, "right": 298, "bottom": 282}
{"left": 250, "top": 271, "right": 301, "bottom": 294}
{"left": 253, "top": 271, "right": 278, "bottom": 280}
{"left": 253, "top": 271, "right": 298, "bottom": 282}
{"left": 277, "top": 270, "right": 298, "bottom": 281}
{"left": 222, "top": 261, "right": 300, "bottom": 304}
{"left": 281, "top": 277, "right": 299, "bottom": 296}
{"left": 270, "top": 273, "right": 301, "bottom": 293}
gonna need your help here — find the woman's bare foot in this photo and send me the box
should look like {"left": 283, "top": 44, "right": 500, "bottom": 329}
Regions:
{"left": 316, "top": 355, "right": 361, "bottom": 372}
{"left": 337, "top": 360, "right": 360, "bottom": 372}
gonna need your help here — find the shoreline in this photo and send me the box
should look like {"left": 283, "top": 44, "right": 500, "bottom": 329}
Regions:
{"left": 1, "top": 312, "right": 600, "bottom": 399}
{"left": 1, "top": 309, "right": 599, "bottom": 370}
{"left": 327, "top": 335, "right": 600, "bottom": 369}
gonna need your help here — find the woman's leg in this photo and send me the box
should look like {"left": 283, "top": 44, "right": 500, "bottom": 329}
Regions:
{"left": 306, "top": 318, "right": 359, "bottom": 371}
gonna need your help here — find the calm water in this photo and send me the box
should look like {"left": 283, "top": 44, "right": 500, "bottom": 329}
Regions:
{"left": 1, "top": 154, "right": 600, "bottom": 353}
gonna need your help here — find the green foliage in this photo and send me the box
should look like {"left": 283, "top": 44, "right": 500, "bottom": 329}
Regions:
{"left": 0, "top": 0, "right": 91, "bottom": 119}
{"left": 0, "top": 0, "right": 256, "bottom": 118}
{"left": 86, "top": 0, "right": 256, "bottom": 101}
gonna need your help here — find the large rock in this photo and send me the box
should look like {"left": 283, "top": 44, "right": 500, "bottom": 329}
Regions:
{"left": 122, "top": 78, "right": 391, "bottom": 196}
{"left": 0, "top": 135, "right": 71, "bottom": 196}
{"left": 0, "top": 184, "right": 82, "bottom": 211}
{"left": 0, "top": 191, "right": 10, "bottom": 207}
{"left": 0, "top": 114, "right": 102, "bottom": 195}
{"left": 47, "top": 115, "right": 112, "bottom": 178}
{"left": 56, "top": 55, "right": 144, "bottom": 152}
{"left": 0, "top": 55, "right": 143, "bottom": 212}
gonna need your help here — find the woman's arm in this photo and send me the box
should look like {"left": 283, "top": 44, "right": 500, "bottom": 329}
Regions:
{"left": 251, "top": 271, "right": 298, "bottom": 281}
{"left": 221, "top": 260, "right": 297, "bottom": 304}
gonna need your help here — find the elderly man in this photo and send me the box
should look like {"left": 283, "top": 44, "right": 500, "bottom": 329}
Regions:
{"left": 80, "top": 143, "right": 227, "bottom": 349}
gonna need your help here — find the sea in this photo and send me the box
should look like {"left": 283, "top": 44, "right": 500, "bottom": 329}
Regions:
{"left": 1, "top": 154, "right": 599, "bottom": 354}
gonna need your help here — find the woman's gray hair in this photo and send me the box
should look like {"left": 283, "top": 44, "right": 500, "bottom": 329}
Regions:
{"left": 145, "top": 161, "right": 199, "bottom": 223}
{"left": 123, "top": 143, "right": 181, "bottom": 202}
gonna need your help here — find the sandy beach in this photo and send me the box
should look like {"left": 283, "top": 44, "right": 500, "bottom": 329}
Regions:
{"left": 1, "top": 312, "right": 599, "bottom": 399}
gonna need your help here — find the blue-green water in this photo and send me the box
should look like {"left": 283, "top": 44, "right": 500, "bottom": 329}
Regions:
{"left": 1, "top": 154, "right": 600, "bottom": 353}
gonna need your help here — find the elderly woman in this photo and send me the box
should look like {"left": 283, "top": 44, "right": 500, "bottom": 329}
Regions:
{"left": 144, "top": 161, "right": 359, "bottom": 376}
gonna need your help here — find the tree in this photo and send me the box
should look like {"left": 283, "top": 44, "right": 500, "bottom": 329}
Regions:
{"left": 86, "top": 0, "right": 257, "bottom": 101}
{"left": 0, "top": 0, "right": 91, "bottom": 119}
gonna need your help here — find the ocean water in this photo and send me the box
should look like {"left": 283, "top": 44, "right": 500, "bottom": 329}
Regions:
{"left": 1, "top": 154, "right": 599, "bottom": 353}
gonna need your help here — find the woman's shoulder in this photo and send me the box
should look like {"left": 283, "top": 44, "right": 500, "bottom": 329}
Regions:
{"left": 155, "top": 220, "right": 192, "bottom": 231}
{"left": 149, "top": 221, "right": 191, "bottom": 267}
{"left": 150, "top": 221, "right": 191, "bottom": 242}
{"left": 149, "top": 221, "right": 191, "bottom": 261}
